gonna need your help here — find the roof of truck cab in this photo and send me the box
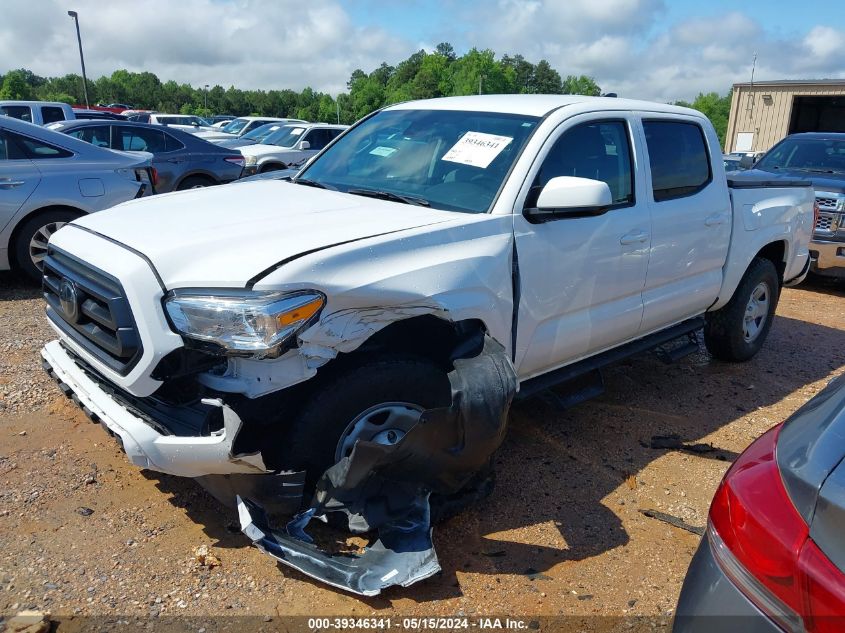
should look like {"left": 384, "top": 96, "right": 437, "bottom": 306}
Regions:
{"left": 385, "top": 94, "right": 701, "bottom": 118}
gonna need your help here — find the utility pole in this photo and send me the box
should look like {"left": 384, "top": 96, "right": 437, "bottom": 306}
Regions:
{"left": 204, "top": 84, "right": 209, "bottom": 111}
{"left": 478, "top": 74, "right": 485, "bottom": 95}
{"left": 336, "top": 98, "right": 340, "bottom": 124}
{"left": 67, "top": 11, "right": 90, "bottom": 109}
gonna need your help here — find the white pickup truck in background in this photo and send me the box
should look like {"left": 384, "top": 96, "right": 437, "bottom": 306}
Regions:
{"left": 39, "top": 95, "right": 815, "bottom": 592}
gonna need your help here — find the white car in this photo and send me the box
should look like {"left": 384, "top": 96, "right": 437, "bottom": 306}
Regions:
{"left": 193, "top": 116, "right": 305, "bottom": 142}
{"left": 40, "top": 95, "right": 814, "bottom": 594}
{"left": 239, "top": 123, "right": 347, "bottom": 175}
{"left": 146, "top": 114, "right": 217, "bottom": 133}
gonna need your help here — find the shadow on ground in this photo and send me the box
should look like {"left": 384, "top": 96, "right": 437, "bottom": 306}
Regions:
{"left": 138, "top": 293, "right": 845, "bottom": 603}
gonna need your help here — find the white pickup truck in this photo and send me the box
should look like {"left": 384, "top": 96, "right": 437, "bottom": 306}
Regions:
{"left": 40, "top": 95, "right": 814, "bottom": 590}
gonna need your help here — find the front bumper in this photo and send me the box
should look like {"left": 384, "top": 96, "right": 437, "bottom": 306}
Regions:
{"left": 673, "top": 533, "right": 782, "bottom": 633}
{"left": 41, "top": 339, "right": 270, "bottom": 478}
{"left": 810, "top": 239, "right": 845, "bottom": 278}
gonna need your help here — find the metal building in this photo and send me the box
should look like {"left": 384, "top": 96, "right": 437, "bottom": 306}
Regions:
{"left": 725, "top": 79, "right": 845, "bottom": 153}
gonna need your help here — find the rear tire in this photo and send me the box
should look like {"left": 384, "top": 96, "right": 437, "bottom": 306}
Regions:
{"left": 704, "top": 257, "right": 780, "bottom": 362}
{"left": 260, "top": 163, "right": 286, "bottom": 173}
{"left": 13, "top": 210, "right": 80, "bottom": 282}
{"left": 176, "top": 175, "right": 214, "bottom": 190}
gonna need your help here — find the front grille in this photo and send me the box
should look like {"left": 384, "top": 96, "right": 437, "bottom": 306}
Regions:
{"left": 816, "top": 212, "right": 835, "bottom": 233}
{"left": 816, "top": 197, "right": 841, "bottom": 211}
{"left": 43, "top": 248, "right": 142, "bottom": 375}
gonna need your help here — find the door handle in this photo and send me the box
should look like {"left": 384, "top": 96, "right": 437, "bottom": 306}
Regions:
{"left": 620, "top": 230, "right": 649, "bottom": 245}
{"left": 166, "top": 158, "right": 185, "bottom": 164}
{"left": 705, "top": 213, "right": 730, "bottom": 226}
{"left": 0, "top": 179, "right": 25, "bottom": 189}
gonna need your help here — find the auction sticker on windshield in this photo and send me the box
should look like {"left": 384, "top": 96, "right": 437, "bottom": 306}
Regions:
{"left": 442, "top": 131, "right": 513, "bottom": 168}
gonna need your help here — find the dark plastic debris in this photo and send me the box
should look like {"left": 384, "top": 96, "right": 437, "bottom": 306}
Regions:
{"left": 239, "top": 336, "right": 517, "bottom": 595}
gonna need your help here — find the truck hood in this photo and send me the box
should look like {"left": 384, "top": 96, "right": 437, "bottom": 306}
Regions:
{"left": 69, "top": 180, "right": 460, "bottom": 288}
{"left": 754, "top": 167, "right": 845, "bottom": 194}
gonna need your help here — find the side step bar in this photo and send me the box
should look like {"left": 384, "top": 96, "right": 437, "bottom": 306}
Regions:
{"left": 517, "top": 317, "right": 705, "bottom": 401}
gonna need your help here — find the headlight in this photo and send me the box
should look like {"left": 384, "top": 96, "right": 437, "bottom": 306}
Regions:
{"left": 164, "top": 289, "right": 325, "bottom": 358}
{"left": 244, "top": 155, "right": 258, "bottom": 167}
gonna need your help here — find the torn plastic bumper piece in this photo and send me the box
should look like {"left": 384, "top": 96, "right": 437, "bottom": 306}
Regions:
{"left": 239, "top": 335, "right": 518, "bottom": 594}
{"left": 238, "top": 497, "right": 440, "bottom": 596}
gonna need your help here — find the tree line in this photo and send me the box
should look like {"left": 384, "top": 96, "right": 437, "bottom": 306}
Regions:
{"left": 0, "top": 43, "right": 732, "bottom": 144}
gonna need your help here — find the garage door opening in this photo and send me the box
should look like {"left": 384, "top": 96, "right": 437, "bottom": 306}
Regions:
{"left": 789, "top": 96, "right": 845, "bottom": 134}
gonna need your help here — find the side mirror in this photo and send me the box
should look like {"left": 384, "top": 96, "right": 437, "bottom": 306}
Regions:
{"left": 297, "top": 140, "right": 311, "bottom": 150}
{"left": 191, "top": 121, "right": 200, "bottom": 127}
{"left": 525, "top": 176, "right": 613, "bottom": 222}
{"left": 739, "top": 154, "right": 755, "bottom": 169}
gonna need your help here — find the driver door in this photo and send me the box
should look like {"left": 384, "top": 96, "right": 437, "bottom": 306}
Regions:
{"left": 513, "top": 114, "right": 651, "bottom": 379}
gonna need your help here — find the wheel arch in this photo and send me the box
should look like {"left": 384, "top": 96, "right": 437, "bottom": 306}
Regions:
{"left": 8, "top": 204, "right": 87, "bottom": 268}
{"left": 174, "top": 171, "right": 218, "bottom": 189}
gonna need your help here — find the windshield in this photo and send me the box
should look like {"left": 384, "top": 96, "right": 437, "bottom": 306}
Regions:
{"left": 221, "top": 118, "right": 249, "bottom": 134}
{"left": 243, "top": 123, "right": 282, "bottom": 141}
{"left": 756, "top": 137, "right": 845, "bottom": 174}
{"left": 298, "top": 109, "right": 539, "bottom": 213}
{"left": 264, "top": 125, "right": 308, "bottom": 147}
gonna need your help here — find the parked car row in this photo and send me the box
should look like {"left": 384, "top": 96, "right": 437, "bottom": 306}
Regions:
{"left": 49, "top": 119, "right": 246, "bottom": 193}
{"left": 0, "top": 115, "right": 154, "bottom": 280}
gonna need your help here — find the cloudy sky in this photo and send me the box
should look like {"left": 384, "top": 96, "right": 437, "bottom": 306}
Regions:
{"left": 2, "top": 0, "right": 844, "bottom": 102}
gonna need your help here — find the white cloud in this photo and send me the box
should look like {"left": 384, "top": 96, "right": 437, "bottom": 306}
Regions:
{"left": 2, "top": 0, "right": 845, "bottom": 103}
{"left": 0, "top": 0, "right": 410, "bottom": 95}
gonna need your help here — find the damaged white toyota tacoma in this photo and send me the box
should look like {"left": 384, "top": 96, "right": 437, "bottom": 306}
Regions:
{"left": 40, "top": 95, "right": 815, "bottom": 594}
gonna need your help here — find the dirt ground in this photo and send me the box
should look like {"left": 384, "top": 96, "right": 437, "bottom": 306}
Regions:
{"left": 1, "top": 270, "right": 843, "bottom": 630}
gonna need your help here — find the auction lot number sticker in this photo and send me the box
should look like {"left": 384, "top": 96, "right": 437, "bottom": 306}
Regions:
{"left": 441, "top": 131, "right": 513, "bottom": 168}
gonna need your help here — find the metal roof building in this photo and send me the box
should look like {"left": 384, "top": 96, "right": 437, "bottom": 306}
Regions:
{"left": 725, "top": 79, "right": 845, "bottom": 153}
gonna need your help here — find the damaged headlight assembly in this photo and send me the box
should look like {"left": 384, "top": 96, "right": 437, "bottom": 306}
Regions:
{"left": 164, "top": 289, "right": 325, "bottom": 358}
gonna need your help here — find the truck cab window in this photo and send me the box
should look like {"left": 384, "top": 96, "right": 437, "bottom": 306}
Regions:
{"left": 41, "top": 106, "right": 67, "bottom": 124}
{"left": 527, "top": 120, "right": 634, "bottom": 208}
{"left": 643, "top": 120, "right": 711, "bottom": 201}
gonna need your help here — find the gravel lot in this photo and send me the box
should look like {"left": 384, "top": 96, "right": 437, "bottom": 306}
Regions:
{"left": 1, "top": 270, "right": 843, "bottom": 630}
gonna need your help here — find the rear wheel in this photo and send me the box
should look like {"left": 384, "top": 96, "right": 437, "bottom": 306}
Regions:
{"left": 260, "top": 163, "right": 286, "bottom": 173}
{"left": 704, "top": 257, "right": 780, "bottom": 362}
{"left": 13, "top": 210, "right": 81, "bottom": 282}
{"left": 176, "top": 175, "right": 214, "bottom": 190}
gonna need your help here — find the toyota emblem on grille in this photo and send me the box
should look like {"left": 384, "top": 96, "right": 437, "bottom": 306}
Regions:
{"left": 59, "top": 278, "right": 79, "bottom": 322}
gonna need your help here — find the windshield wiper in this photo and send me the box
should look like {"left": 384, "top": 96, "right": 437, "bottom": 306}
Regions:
{"left": 294, "top": 178, "right": 333, "bottom": 190}
{"left": 347, "top": 188, "right": 430, "bottom": 207}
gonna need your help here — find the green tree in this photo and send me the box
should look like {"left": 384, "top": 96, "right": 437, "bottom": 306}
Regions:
{"left": 561, "top": 75, "right": 601, "bottom": 96}
{"left": 678, "top": 91, "right": 732, "bottom": 147}
{"left": 448, "top": 48, "right": 507, "bottom": 96}
{"left": 531, "top": 60, "right": 563, "bottom": 94}
{"left": 0, "top": 70, "right": 35, "bottom": 100}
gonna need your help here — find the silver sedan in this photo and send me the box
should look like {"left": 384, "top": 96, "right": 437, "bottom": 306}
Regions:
{"left": 0, "top": 116, "right": 153, "bottom": 281}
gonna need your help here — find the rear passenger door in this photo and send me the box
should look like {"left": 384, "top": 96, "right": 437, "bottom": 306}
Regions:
{"left": 637, "top": 118, "right": 731, "bottom": 333}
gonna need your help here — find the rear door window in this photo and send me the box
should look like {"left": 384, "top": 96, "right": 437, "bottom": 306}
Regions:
{"left": 164, "top": 132, "right": 185, "bottom": 152}
{"left": 1, "top": 105, "right": 33, "bottom": 122}
{"left": 116, "top": 127, "right": 167, "bottom": 153}
{"left": 41, "top": 106, "right": 67, "bottom": 124}
{"left": 67, "top": 125, "right": 111, "bottom": 148}
{"left": 643, "top": 120, "right": 712, "bottom": 202}
{"left": 7, "top": 132, "right": 73, "bottom": 158}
